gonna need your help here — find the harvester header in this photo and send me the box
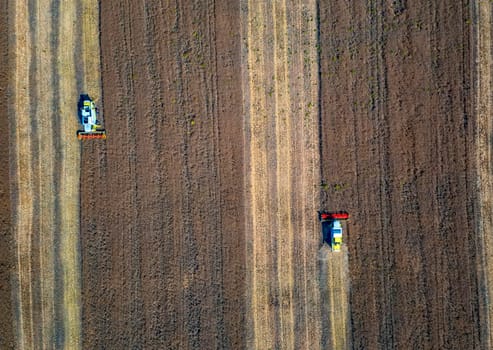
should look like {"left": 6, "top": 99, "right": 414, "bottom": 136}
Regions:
{"left": 320, "top": 211, "right": 349, "bottom": 221}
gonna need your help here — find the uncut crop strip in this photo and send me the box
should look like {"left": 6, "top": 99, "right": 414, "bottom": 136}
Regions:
{"left": 243, "top": 0, "right": 330, "bottom": 348}
{"left": 12, "top": 1, "right": 35, "bottom": 347}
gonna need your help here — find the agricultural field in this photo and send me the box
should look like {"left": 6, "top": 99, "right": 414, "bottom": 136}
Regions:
{"left": 319, "top": 1, "right": 493, "bottom": 348}
{"left": 1, "top": 0, "right": 493, "bottom": 349}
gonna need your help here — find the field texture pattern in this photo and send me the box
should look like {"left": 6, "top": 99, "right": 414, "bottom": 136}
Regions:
{"left": 80, "top": 1, "right": 245, "bottom": 348}
{"left": 3, "top": 0, "right": 493, "bottom": 349}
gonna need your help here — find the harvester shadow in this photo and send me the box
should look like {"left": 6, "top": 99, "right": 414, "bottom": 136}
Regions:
{"left": 320, "top": 220, "right": 331, "bottom": 246}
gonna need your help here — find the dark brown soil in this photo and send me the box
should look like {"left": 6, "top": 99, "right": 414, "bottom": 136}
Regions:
{"left": 319, "top": 1, "right": 484, "bottom": 348}
{"left": 0, "top": 0, "right": 15, "bottom": 348}
{"left": 80, "top": 1, "right": 245, "bottom": 348}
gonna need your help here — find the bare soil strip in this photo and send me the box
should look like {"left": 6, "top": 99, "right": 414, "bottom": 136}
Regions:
{"left": 243, "top": 0, "right": 339, "bottom": 348}
{"left": 475, "top": 0, "right": 493, "bottom": 347}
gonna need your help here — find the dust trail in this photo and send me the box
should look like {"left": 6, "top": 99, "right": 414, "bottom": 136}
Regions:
{"left": 319, "top": 245, "right": 351, "bottom": 349}
{"left": 327, "top": 247, "right": 351, "bottom": 349}
{"left": 475, "top": 0, "right": 493, "bottom": 348}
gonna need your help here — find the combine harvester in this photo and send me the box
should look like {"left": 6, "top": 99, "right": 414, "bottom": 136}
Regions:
{"left": 319, "top": 211, "right": 349, "bottom": 252}
{"left": 77, "top": 94, "right": 106, "bottom": 140}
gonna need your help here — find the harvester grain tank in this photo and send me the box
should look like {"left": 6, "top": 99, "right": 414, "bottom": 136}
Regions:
{"left": 319, "top": 211, "right": 349, "bottom": 252}
{"left": 77, "top": 94, "right": 106, "bottom": 140}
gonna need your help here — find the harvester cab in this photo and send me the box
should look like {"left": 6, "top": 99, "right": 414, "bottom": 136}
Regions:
{"left": 319, "top": 211, "right": 349, "bottom": 252}
{"left": 77, "top": 94, "right": 106, "bottom": 140}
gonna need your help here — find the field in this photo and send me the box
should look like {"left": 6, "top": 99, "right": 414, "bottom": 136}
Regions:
{"left": 2, "top": 0, "right": 493, "bottom": 349}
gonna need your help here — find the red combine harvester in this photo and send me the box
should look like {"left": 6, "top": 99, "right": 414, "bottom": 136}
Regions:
{"left": 319, "top": 211, "right": 349, "bottom": 252}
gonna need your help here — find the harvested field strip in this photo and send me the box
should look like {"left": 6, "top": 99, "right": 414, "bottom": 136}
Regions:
{"left": 244, "top": 0, "right": 331, "bottom": 348}
{"left": 475, "top": 0, "right": 493, "bottom": 347}
{"left": 11, "top": 0, "right": 101, "bottom": 347}
{"left": 246, "top": 1, "right": 270, "bottom": 347}
{"left": 272, "top": 1, "right": 295, "bottom": 348}
{"left": 327, "top": 249, "right": 350, "bottom": 349}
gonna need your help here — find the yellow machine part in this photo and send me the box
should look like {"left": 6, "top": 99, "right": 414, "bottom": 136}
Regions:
{"left": 77, "top": 131, "right": 107, "bottom": 140}
{"left": 332, "top": 237, "right": 342, "bottom": 252}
